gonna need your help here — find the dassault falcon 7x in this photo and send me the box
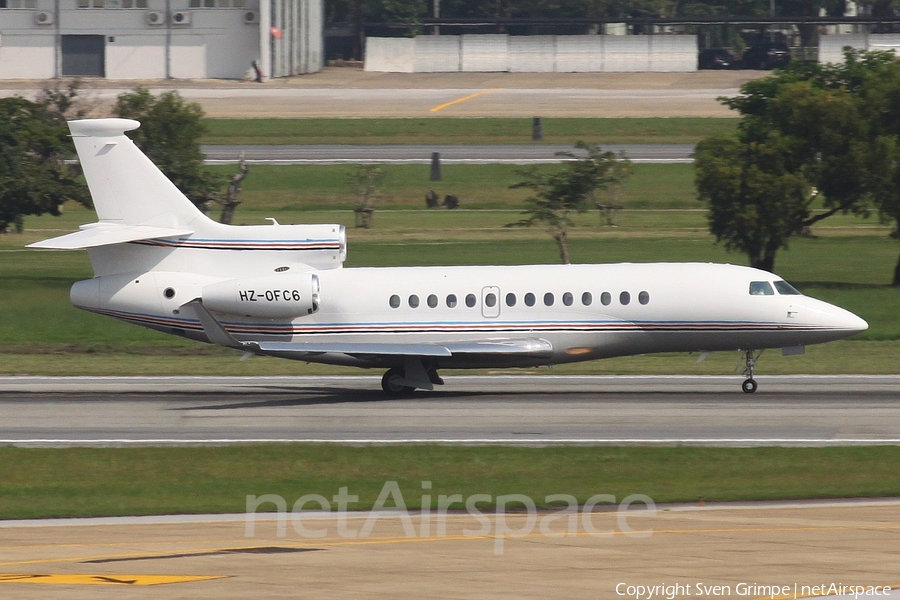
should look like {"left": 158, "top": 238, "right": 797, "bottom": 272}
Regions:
{"left": 31, "top": 119, "right": 868, "bottom": 394}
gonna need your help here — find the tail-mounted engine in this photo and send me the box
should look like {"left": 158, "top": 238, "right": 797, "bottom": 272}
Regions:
{"left": 202, "top": 273, "right": 320, "bottom": 318}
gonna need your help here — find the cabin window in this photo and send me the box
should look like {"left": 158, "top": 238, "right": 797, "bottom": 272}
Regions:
{"left": 505, "top": 293, "right": 516, "bottom": 307}
{"left": 409, "top": 294, "right": 420, "bottom": 308}
{"left": 446, "top": 294, "right": 458, "bottom": 308}
{"left": 389, "top": 295, "right": 401, "bottom": 308}
{"left": 543, "top": 292, "right": 554, "bottom": 306}
{"left": 749, "top": 281, "right": 775, "bottom": 296}
{"left": 562, "top": 292, "right": 573, "bottom": 306}
{"left": 582, "top": 292, "right": 592, "bottom": 306}
{"left": 427, "top": 294, "right": 438, "bottom": 308}
{"left": 774, "top": 280, "right": 802, "bottom": 295}
{"left": 620, "top": 291, "right": 631, "bottom": 305}
{"left": 600, "top": 292, "right": 611, "bottom": 306}
{"left": 485, "top": 293, "right": 497, "bottom": 308}
{"left": 465, "top": 293, "right": 477, "bottom": 308}
{"left": 524, "top": 292, "right": 536, "bottom": 307}
{"left": 639, "top": 291, "right": 650, "bottom": 305}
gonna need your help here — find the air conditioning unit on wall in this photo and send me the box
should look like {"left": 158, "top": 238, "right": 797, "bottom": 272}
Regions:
{"left": 243, "top": 10, "right": 259, "bottom": 24}
{"left": 34, "top": 11, "right": 53, "bottom": 26}
{"left": 145, "top": 11, "right": 164, "bottom": 26}
{"left": 171, "top": 11, "right": 191, "bottom": 26}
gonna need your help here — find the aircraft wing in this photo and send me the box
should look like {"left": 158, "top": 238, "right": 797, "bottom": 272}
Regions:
{"left": 28, "top": 223, "right": 194, "bottom": 249}
{"left": 252, "top": 338, "right": 554, "bottom": 358}
{"left": 186, "top": 299, "right": 554, "bottom": 361}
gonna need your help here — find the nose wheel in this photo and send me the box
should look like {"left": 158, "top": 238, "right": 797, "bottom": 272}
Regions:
{"left": 741, "top": 349, "right": 761, "bottom": 393}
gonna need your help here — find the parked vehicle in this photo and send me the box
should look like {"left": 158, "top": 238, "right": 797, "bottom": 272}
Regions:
{"left": 698, "top": 48, "right": 736, "bottom": 69}
{"left": 741, "top": 41, "right": 791, "bottom": 70}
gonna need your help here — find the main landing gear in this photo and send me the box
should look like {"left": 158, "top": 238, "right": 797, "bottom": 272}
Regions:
{"left": 741, "top": 349, "right": 760, "bottom": 393}
{"left": 381, "top": 361, "right": 444, "bottom": 396}
{"left": 381, "top": 368, "right": 415, "bottom": 396}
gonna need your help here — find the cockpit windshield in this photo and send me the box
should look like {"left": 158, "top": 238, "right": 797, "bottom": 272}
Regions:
{"left": 774, "top": 280, "right": 802, "bottom": 295}
{"left": 749, "top": 281, "right": 774, "bottom": 295}
{"left": 749, "top": 280, "right": 803, "bottom": 296}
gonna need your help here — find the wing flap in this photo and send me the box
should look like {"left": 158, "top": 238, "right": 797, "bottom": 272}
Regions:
{"left": 28, "top": 223, "right": 194, "bottom": 250}
{"left": 442, "top": 339, "right": 553, "bottom": 356}
{"left": 253, "top": 342, "right": 453, "bottom": 357}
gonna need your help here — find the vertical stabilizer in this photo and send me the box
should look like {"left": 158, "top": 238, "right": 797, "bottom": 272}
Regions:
{"left": 68, "top": 118, "right": 211, "bottom": 230}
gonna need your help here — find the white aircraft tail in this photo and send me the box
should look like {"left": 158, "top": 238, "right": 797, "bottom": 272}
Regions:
{"left": 30, "top": 118, "right": 347, "bottom": 276}
{"left": 29, "top": 118, "right": 214, "bottom": 250}
{"left": 69, "top": 118, "right": 210, "bottom": 229}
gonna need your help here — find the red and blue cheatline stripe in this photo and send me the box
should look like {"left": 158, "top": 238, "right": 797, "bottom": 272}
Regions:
{"left": 132, "top": 237, "right": 342, "bottom": 251}
{"left": 79, "top": 307, "right": 835, "bottom": 338}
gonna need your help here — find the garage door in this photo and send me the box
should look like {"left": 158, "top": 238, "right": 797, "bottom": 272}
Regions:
{"left": 61, "top": 35, "right": 105, "bottom": 77}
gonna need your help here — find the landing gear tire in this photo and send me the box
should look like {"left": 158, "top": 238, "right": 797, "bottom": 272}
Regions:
{"left": 381, "top": 368, "right": 414, "bottom": 396}
{"left": 740, "top": 349, "right": 761, "bottom": 393}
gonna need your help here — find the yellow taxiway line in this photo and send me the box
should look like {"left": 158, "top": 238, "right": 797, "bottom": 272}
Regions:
{"left": 430, "top": 89, "right": 501, "bottom": 113}
{"left": 0, "top": 573, "right": 228, "bottom": 586}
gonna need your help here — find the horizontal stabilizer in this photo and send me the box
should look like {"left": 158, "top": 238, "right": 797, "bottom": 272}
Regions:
{"left": 28, "top": 223, "right": 194, "bottom": 250}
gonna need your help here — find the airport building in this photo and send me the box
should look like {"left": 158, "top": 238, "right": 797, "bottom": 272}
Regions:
{"left": 0, "top": 0, "right": 323, "bottom": 79}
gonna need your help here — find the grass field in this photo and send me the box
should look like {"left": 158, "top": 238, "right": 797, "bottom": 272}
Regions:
{"left": 201, "top": 117, "right": 738, "bottom": 146}
{"left": 2, "top": 162, "right": 898, "bottom": 375}
{"left": 1, "top": 445, "right": 899, "bottom": 519}
{"left": 202, "top": 162, "right": 699, "bottom": 210}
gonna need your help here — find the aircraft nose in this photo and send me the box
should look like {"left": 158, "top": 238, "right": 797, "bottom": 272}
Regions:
{"left": 804, "top": 300, "right": 868, "bottom": 334}
{"left": 840, "top": 309, "right": 869, "bottom": 334}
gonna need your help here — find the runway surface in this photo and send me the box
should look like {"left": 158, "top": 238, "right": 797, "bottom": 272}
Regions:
{"left": 1, "top": 375, "right": 898, "bottom": 446}
{"left": 201, "top": 143, "right": 694, "bottom": 165}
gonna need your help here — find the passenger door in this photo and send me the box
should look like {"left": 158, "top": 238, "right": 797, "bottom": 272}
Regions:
{"left": 481, "top": 286, "right": 500, "bottom": 318}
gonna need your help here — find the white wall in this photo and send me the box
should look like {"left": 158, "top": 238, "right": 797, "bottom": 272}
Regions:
{"left": 364, "top": 37, "right": 414, "bottom": 73}
{"left": 508, "top": 36, "right": 555, "bottom": 72}
{"left": 603, "top": 35, "right": 650, "bottom": 72}
{"left": 0, "top": 33, "right": 57, "bottom": 79}
{"left": 648, "top": 35, "right": 696, "bottom": 72}
{"left": 413, "top": 35, "right": 460, "bottom": 72}
{"left": 460, "top": 34, "right": 507, "bottom": 72}
{"left": 818, "top": 33, "right": 867, "bottom": 64}
{"left": 554, "top": 36, "right": 604, "bottom": 72}
{"left": 819, "top": 33, "right": 900, "bottom": 64}
{"left": 365, "top": 34, "right": 698, "bottom": 73}
{"left": 106, "top": 36, "right": 167, "bottom": 79}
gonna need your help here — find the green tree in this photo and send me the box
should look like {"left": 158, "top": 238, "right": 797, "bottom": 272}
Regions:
{"left": 695, "top": 134, "right": 810, "bottom": 272}
{"left": 348, "top": 164, "right": 385, "bottom": 228}
{"left": 508, "top": 141, "right": 631, "bottom": 264}
{"left": 853, "top": 55, "right": 900, "bottom": 286}
{"left": 707, "top": 49, "right": 900, "bottom": 283}
{"left": 0, "top": 95, "right": 90, "bottom": 234}
{"left": 113, "top": 88, "right": 221, "bottom": 211}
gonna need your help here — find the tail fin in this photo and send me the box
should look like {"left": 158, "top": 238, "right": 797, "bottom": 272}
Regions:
{"left": 69, "top": 118, "right": 210, "bottom": 229}
{"left": 29, "top": 118, "right": 211, "bottom": 249}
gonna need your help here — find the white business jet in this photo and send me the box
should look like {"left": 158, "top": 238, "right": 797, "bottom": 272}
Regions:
{"left": 31, "top": 119, "right": 868, "bottom": 394}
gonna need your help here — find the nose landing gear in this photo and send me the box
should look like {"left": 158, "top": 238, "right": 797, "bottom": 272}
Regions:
{"left": 741, "top": 349, "right": 761, "bottom": 393}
